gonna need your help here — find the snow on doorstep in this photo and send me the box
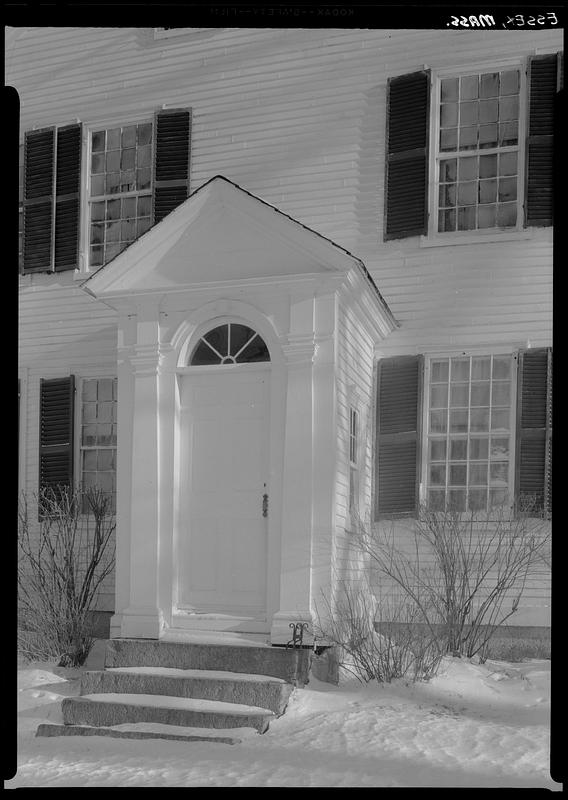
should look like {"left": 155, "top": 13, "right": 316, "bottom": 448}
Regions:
{"left": 104, "top": 722, "right": 259, "bottom": 738}
{"left": 107, "top": 667, "right": 287, "bottom": 683}
{"left": 82, "top": 693, "right": 275, "bottom": 715}
{"left": 8, "top": 656, "right": 559, "bottom": 789}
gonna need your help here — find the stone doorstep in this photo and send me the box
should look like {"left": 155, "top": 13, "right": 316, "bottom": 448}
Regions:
{"left": 36, "top": 721, "right": 258, "bottom": 745}
{"left": 81, "top": 668, "right": 294, "bottom": 715}
{"left": 61, "top": 693, "right": 276, "bottom": 733}
{"left": 105, "top": 638, "right": 312, "bottom": 686}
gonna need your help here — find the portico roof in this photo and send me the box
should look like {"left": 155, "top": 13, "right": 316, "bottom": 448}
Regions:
{"left": 82, "top": 176, "right": 394, "bottom": 321}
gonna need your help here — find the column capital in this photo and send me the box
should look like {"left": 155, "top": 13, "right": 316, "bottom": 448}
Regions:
{"left": 282, "top": 334, "right": 317, "bottom": 366}
{"left": 129, "top": 343, "right": 175, "bottom": 375}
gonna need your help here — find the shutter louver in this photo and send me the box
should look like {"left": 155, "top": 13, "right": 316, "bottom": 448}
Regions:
{"left": 376, "top": 355, "right": 423, "bottom": 517}
{"left": 525, "top": 54, "right": 559, "bottom": 227}
{"left": 384, "top": 71, "right": 430, "bottom": 240}
{"left": 39, "top": 376, "right": 75, "bottom": 499}
{"left": 516, "top": 349, "right": 552, "bottom": 516}
{"left": 54, "top": 124, "right": 82, "bottom": 271}
{"left": 23, "top": 128, "right": 55, "bottom": 272}
{"left": 153, "top": 109, "right": 191, "bottom": 224}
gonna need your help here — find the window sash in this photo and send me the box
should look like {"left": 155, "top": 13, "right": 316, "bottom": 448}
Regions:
{"left": 87, "top": 121, "right": 154, "bottom": 269}
{"left": 422, "top": 354, "right": 517, "bottom": 512}
{"left": 78, "top": 377, "right": 117, "bottom": 513}
{"left": 429, "top": 62, "right": 527, "bottom": 237}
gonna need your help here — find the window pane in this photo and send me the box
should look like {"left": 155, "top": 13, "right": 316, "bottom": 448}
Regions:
{"left": 448, "top": 490, "right": 466, "bottom": 511}
{"left": 471, "top": 382, "right": 490, "bottom": 406}
{"left": 430, "top": 410, "right": 447, "bottom": 434}
{"left": 472, "top": 357, "right": 491, "bottom": 380}
{"left": 478, "top": 205, "right": 496, "bottom": 229}
{"left": 499, "top": 96, "right": 518, "bottom": 121}
{"left": 430, "top": 464, "right": 446, "bottom": 485}
{"left": 449, "top": 409, "right": 468, "bottom": 432}
{"left": 492, "top": 382, "right": 510, "bottom": 405}
{"left": 431, "top": 360, "right": 449, "bottom": 382}
{"left": 440, "top": 159, "right": 457, "bottom": 183}
{"left": 458, "top": 158, "right": 478, "bottom": 181}
{"left": 480, "top": 73, "right": 499, "bottom": 98}
{"left": 470, "top": 463, "right": 488, "bottom": 485}
{"left": 479, "top": 99, "right": 498, "bottom": 123}
{"left": 441, "top": 77, "right": 459, "bottom": 101}
{"left": 449, "top": 463, "right": 467, "bottom": 486}
{"left": 479, "top": 124, "right": 498, "bottom": 148}
{"left": 497, "top": 203, "right": 517, "bottom": 227}
{"left": 449, "top": 438, "right": 467, "bottom": 460}
{"left": 499, "top": 152, "right": 517, "bottom": 176}
{"left": 460, "top": 75, "right": 479, "bottom": 100}
{"left": 500, "top": 70, "right": 519, "bottom": 95}
{"left": 92, "top": 131, "right": 106, "bottom": 152}
{"left": 450, "top": 384, "right": 469, "bottom": 407}
{"left": 439, "top": 209, "right": 456, "bottom": 232}
{"left": 122, "top": 126, "right": 136, "bottom": 148}
{"left": 138, "top": 123, "right": 152, "bottom": 146}
{"left": 429, "top": 439, "right": 446, "bottom": 461}
{"left": 457, "top": 206, "right": 476, "bottom": 230}
{"left": 450, "top": 359, "right": 470, "bottom": 381}
{"left": 459, "top": 126, "right": 477, "bottom": 150}
{"left": 498, "top": 178, "right": 517, "bottom": 203}
{"left": 430, "top": 384, "right": 448, "bottom": 408}
{"left": 439, "top": 183, "right": 457, "bottom": 207}
{"left": 479, "top": 179, "right": 497, "bottom": 204}
{"left": 492, "top": 356, "right": 511, "bottom": 379}
{"left": 470, "top": 408, "right": 489, "bottom": 432}
{"left": 479, "top": 154, "right": 498, "bottom": 179}
{"left": 490, "top": 437, "right": 510, "bottom": 458}
{"left": 441, "top": 103, "right": 458, "bottom": 127}
{"left": 429, "top": 490, "right": 446, "bottom": 511}
{"left": 460, "top": 101, "right": 478, "bottom": 125}
{"left": 440, "top": 128, "right": 458, "bottom": 151}
{"left": 82, "top": 380, "right": 98, "bottom": 401}
{"left": 490, "top": 489, "right": 508, "bottom": 509}
{"left": 499, "top": 121, "right": 518, "bottom": 147}
{"left": 490, "top": 462, "right": 509, "bottom": 485}
{"left": 469, "top": 437, "right": 489, "bottom": 459}
{"left": 469, "top": 488, "right": 487, "bottom": 511}
{"left": 491, "top": 409, "right": 509, "bottom": 432}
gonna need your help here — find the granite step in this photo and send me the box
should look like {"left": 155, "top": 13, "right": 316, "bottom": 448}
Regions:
{"left": 105, "top": 638, "right": 312, "bottom": 686}
{"left": 80, "top": 667, "right": 293, "bottom": 715}
{"left": 36, "top": 721, "right": 258, "bottom": 745}
{"left": 61, "top": 693, "right": 275, "bottom": 733}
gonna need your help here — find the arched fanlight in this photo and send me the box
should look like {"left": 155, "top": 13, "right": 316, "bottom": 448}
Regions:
{"left": 189, "top": 323, "right": 270, "bottom": 365}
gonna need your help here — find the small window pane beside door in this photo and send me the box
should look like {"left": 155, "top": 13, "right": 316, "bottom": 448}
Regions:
{"left": 81, "top": 377, "right": 117, "bottom": 513}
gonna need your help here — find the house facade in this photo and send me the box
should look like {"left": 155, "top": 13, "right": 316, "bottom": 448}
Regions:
{"left": 12, "top": 27, "right": 558, "bottom": 644}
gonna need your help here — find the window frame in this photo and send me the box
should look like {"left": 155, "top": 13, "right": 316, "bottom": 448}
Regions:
{"left": 420, "top": 348, "right": 519, "bottom": 514}
{"left": 82, "top": 115, "right": 156, "bottom": 274}
{"left": 427, "top": 57, "right": 528, "bottom": 242}
{"left": 348, "top": 405, "right": 360, "bottom": 515}
{"left": 74, "top": 373, "right": 118, "bottom": 514}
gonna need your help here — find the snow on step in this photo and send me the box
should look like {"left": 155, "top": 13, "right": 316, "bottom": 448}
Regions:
{"left": 62, "top": 692, "right": 276, "bottom": 732}
{"left": 107, "top": 667, "right": 288, "bottom": 683}
{"left": 82, "top": 693, "right": 275, "bottom": 715}
{"left": 36, "top": 721, "right": 259, "bottom": 744}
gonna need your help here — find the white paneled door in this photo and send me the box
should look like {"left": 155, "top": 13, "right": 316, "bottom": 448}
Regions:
{"left": 179, "top": 367, "right": 270, "bottom": 616}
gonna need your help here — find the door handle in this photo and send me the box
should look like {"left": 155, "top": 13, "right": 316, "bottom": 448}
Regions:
{"left": 262, "top": 493, "right": 269, "bottom": 518}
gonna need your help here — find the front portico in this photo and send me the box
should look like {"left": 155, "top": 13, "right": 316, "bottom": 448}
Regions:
{"left": 83, "top": 176, "right": 396, "bottom": 645}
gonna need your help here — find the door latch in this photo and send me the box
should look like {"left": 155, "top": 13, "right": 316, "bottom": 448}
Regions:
{"left": 262, "top": 493, "right": 269, "bottom": 518}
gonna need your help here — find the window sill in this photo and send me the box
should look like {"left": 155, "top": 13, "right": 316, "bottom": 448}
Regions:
{"left": 420, "top": 230, "right": 534, "bottom": 248}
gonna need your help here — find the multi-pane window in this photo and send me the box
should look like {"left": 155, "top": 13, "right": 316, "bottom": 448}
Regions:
{"left": 349, "top": 407, "right": 359, "bottom": 512}
{"left": 80, "top": 378, "right": 117, "bottom": 512}
{"left": 89, "top": 123, "right": 153, "bottom": 267}
{"left": 427, "top": 355, "right": 513, "bottom": 512}
{"left": 437, "top": 68, "right": 521, "bottom": 232}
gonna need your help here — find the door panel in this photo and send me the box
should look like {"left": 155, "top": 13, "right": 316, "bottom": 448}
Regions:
{"left": 179, "top": 368, "right": 269, "bottom": 615}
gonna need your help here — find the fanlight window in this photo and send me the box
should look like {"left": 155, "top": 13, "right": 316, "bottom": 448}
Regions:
{"left": 190, "top": 323, "right": 270, "bottom": 365}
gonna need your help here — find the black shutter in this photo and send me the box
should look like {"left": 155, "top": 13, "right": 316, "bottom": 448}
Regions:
{"left": 375, "top": 355, "right": 423, "bottom": 518}
{"left": 54, "top": 123, "right": 82, "bottom": 271}
{"left": 525, "top": 54, "right": 560, "bottom": 227}
{"left": 384, "top": 71, "right": 430, "bottom": 240}
{"left": 153, "top": 108, "right": 191, "bottom": 224}
{"left": 39, "top": 376, "right": 75, "bottom": 498}
{"left": 516, "top": 349, "right": 552, "bottom": 516}
{"left": 23, "top": 128, "right": 55, "bottom": 273}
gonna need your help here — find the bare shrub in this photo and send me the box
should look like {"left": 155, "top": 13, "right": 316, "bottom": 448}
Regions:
{"left": 359, "top": 503, "right": 551, "bottom": 662}
{"left": 18, "top": 486, "right": 116, "bottom": 667}
{"left": 315, "top": 581, "right": 444, "bottom": 684}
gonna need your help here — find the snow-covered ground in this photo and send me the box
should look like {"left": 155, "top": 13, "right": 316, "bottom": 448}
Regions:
{"left": 7, "top": 653, "right": 558, "bottom": 788}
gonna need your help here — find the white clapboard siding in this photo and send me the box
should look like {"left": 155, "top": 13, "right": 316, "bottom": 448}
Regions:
{"left": 12, "top": 27, "right": 557, "bottom": 625}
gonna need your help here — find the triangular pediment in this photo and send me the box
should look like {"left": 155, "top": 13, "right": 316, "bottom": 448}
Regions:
{"left": 83, "top": 176, "right": 364, "bottom": 296}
